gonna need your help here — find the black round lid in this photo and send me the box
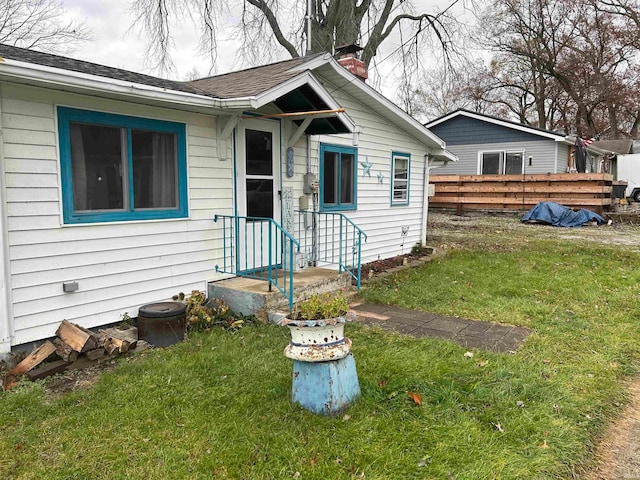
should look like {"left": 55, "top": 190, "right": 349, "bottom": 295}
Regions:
{"left": 138, "top": 301, "right": 187, "bottom": 318}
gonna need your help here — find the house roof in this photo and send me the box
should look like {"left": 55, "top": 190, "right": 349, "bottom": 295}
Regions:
{"left": 591, "top": 140, "right": 633, "bottom": 155}
{"left": 187, "top": 53, "right": 456, "bottom": 160}
{"left": 425, "top": 109, "right": 566, "bottom": 141}
{"left": 189, "top": 56, "right": 320, "bottom": 99}
{"left": 0, "top": 43, "right": 203, "bottom": 96}
{"left": 0, "top": 43, "right": 455, "bottom": 160}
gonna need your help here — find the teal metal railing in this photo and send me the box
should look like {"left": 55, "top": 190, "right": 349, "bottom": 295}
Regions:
{"left": 294, "top": 210, "right": 367, "bottom": 288}
{"left": 213, "top": 214, "right": 300, "bottom": 310}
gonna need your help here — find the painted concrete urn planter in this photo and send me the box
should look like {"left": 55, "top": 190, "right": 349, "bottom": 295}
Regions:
{"left": 279, "top": 310, "right": 360, "bottom": 415}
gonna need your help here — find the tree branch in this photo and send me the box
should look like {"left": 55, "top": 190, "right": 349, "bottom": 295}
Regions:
{"left": 246, "top": 0, "right": 300, "bottom": 58}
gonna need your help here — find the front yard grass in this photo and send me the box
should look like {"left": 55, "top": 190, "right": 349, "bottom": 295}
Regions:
{"left": 2, "top": 233, "right": 640, "bottom": 479}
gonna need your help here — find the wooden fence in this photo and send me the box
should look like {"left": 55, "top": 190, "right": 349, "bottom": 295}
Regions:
{"left": 429, "top": 173, "right": 613, "bottom": 214}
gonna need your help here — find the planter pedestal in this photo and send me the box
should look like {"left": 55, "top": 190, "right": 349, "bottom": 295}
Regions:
{"left": 292, "top": 354, "right": 360, "bottom": 415}
{"left": 280, "top": 313, "right": 360, "bottom": 415}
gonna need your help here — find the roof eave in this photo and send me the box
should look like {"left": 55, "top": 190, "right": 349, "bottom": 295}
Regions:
{"left": 0, "top": 58, "right": 224, "bottom": 109}
{"left": 430, "top": 148, "right": 458, "bottom": 163}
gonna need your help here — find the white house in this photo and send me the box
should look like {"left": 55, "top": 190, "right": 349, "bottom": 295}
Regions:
{"left": 0, "top": 44, "right": 455, "bottom": 354}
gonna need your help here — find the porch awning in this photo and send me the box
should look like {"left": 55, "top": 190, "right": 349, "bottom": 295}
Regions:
{"left": 272, "top": 83, "right": 351, "bottom": 135}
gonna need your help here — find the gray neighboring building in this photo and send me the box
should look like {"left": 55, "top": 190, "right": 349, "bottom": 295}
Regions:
{"left": 425, "top": 109, "right": 604, "bottom": 175}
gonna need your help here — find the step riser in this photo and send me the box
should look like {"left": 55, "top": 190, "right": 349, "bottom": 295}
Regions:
{"left": 208, "top": 272, "right": 352, "bottom": 320}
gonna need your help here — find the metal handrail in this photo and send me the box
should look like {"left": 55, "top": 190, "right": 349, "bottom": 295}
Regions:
{"left": 213, "top": 214, "right": 300, "bottom": 310}
{"left": 294, "top": 210, "right": 367, "bottom": 289}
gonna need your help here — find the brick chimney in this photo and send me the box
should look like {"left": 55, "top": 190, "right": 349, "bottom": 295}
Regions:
{"left": 336, "top": 44, "right": 368, "bottom": 81}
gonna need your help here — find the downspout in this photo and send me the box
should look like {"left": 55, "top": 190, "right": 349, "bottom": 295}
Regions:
{"left": 421, "top": 153, "right": 430, "bottom": 246}
{"left": 0, "top": 83, "right": 14, "bottom": 356}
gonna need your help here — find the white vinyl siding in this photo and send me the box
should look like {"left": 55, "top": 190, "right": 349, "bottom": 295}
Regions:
{"left": 282, "top": 73, "right": 429, "bottom": 264}
{"left": 1, "top": 82, "right": 231, "bottom": 345}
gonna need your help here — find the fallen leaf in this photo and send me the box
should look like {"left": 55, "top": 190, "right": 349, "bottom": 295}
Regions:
{"left": 377, "top": 379, "right": 387, "bottom": 387}
{"left": 463, "top": 351, "right": 474, "bottom": 358}
{"left": 407, "top": 391, "right": 422, "bottom": 406}
{"left": 542, "top": 359, "right": 551, "bottom": 364}
{"left": 538, "top": 440, "right": 549, "bottom": 449}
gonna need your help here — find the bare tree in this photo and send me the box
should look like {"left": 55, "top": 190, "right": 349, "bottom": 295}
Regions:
{"left": 129, "top": 0, "right": 462, "bottom": 75}
{"left": 0, "top": 0, "right": 89, "bottom": 53}
{"left": 466, "top": 0, "right": 640, "bottom": 137}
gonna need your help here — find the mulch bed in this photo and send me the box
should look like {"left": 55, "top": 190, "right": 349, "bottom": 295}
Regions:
{"left": 360, "top": 249, "right": 434, "bottom": 280}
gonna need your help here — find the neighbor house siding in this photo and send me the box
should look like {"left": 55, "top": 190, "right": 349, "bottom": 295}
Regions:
{"left": 284, "top": 73, "right": 428, "bottom": 264}
{"left": 557, "top": 143, "right": 570, "bottom": 172}
{"left": 1, "top": 82, "right": 231, "bottom": 345}
{"left": 428, "top": 116, "right": 547, "bottom": 145}
{"left": 431, "top": 140, "right": 560, "bottom": 175}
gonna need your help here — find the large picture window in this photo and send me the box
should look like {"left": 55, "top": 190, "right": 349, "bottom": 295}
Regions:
{"left": 391, "top": 151, "right": 410, "bottom": 205}
{"left": 479, "top": 151, "right": 524, "bottom": 175}
{"left": 320, "top": 144, "right": 357, "bottom": 211}
{"left": 58, "top": 107, "right": 188, "bottom": 224}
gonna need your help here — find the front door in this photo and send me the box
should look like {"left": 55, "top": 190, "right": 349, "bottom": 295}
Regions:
{"left": 236, "top": 118, "right": 281, "bottom": 272}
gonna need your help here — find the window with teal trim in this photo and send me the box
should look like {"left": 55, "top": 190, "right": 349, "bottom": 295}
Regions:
{"left": 320, "top": 143, "right": 357, "bottom": 211}
{"left": 391, "top": 151, "right": 410, "bottom": 205}
{"left": 57, "top": 107, "right": 188, "bottom": 224}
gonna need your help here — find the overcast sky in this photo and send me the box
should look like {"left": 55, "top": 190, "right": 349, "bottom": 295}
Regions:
{"left": 60, "top": 0, "right": 469, "bottom": 102}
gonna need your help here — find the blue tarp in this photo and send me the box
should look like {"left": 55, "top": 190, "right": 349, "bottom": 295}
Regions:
{"left": 521, "top": 201, "right": 605, "bottom": 227}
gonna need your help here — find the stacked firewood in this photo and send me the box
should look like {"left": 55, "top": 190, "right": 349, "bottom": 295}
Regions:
{"left": 3, "top": 320, "right": 147, "bottom": 390}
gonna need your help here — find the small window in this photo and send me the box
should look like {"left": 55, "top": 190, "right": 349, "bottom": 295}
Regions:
{"left": 58, "top": 107, "right": 188, "bottom": 224}
{"left": 320, "top": 144, "right": 357, "bottom": 211}
{"left": 480, "top": 151, "right": 524, "bottom": 175}
{"left": 391, "top": 152, "right": 410, "bottom": 205}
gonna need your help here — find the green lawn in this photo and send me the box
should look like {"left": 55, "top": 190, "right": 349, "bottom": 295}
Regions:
{"left": 2, "top": 233, "right": 640, "bottom": 479}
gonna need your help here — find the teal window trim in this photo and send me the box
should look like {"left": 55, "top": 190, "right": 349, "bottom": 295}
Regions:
{"left": 319, "top": 143, "right": 357, "bottom": 212}
{"left": 58, "top": 107, "right": 188, "bottom": 224}
{"left": 390, "top": 151, "right": 410, "bottom": 206}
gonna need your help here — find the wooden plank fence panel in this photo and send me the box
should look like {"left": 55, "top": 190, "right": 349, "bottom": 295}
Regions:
{"left": 430, "top": 173, "right": 613, "bottom": 214}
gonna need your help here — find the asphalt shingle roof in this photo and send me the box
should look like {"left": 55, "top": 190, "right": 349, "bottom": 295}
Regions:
{"left": 0, "top": 43, "right": 204, "bottom": 96}
{"left": 591, "top": 139, "right": 633, "bottom": 155}
{"left": 0, "top": 44, "right": 325, "bottom": 101}
{"left": 187, "top": 55, "right": 319, "bottom": 99}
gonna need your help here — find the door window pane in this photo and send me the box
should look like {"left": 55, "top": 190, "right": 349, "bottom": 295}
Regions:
{"left": 482, "top": 152, "right": 502, "bottom": 174}
{"left": 246, "top": 179, "right": 274, "bottom": 218}
{"left": 246, "top": 129, "right": 273, "bottom": 175}
{"left": 505, "top": 152, "right": 523, "bottom": 174}
{"left": 132, "top": 130, "right": 178, "bottom": 209}
{"left": 70, "top": 123, "right": 124, "bottom": 212}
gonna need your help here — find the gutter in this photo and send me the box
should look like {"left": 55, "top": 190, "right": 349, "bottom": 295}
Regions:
{"left": 0, "top": 58, "right": 261, "bottom": 111}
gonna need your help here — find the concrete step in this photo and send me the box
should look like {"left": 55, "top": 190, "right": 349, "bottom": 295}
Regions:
{"left": 208, "top": 267, "right": 352, "bottom": 321}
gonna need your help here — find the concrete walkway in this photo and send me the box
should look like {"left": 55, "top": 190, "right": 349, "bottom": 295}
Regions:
{"left": 350, "top": 302, "right": 530, "bottom": 352}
